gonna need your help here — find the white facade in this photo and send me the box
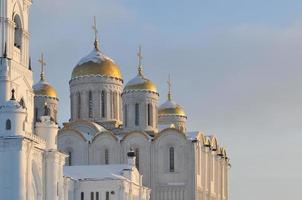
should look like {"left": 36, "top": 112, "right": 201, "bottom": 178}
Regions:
{"left": 63, "top": 154, "right": 150, "bottom": 200}
{"left": 0, "top": 1, "right": 229, "bottom": 200}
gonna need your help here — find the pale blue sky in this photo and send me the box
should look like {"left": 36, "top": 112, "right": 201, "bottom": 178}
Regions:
{"left": 30, "top": 1, "right": 302, "bottom": 199}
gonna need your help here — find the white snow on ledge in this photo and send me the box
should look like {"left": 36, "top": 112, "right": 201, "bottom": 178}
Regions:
{"left": 64, "top": 164, "right": 132, "bottom": 181}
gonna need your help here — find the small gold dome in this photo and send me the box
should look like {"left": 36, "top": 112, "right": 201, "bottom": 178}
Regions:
{"left": 124, "top": 74, "right": 157, "bottom": 93}
{"left": 159, "top": 100, "right": 186, "bottom": 116}
{"left": 72, "top": 49, "right": 122, "bottom": 80}
{"left": 33, "top": 80, "right": 58, "bottom": 98}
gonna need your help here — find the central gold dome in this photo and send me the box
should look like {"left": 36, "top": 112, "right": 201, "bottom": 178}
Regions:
{"left": 72, "top": 49, "right": 122, "bottom": 80}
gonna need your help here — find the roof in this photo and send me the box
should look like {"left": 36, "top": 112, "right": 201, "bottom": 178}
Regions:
{"left": 64, "top": 164, "right": 133, "bottom": 181}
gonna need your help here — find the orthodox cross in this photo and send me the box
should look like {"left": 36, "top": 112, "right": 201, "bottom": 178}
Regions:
{"left": 11, "top": 89, "right": 16, "bottom": 100}
{"left": 167, "top": 74, "right": 172, "bottom": 101}
{"left": 38, "top": 53, "right": 46, "bottom": 81}
{"left": 137, "top": 45, "right": 143, "bottom": 75}
{"left": 92, "top": 16, "right": 100, "bottom": 50}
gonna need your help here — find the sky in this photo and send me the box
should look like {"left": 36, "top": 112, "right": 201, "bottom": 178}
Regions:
{"left": 29, "top": 1, "right": 302, "bottom": 199}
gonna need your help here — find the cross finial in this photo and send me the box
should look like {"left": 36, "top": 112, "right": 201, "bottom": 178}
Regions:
{"left": 92, "top": 16, "right": 100, "bottom": 51}
{"left": 167, "top": 74, "right": 172, "bottom": 101}
{"left": 11, "top": 89, "right": 16, "bottom": 100}
{"left": 38, "top": 53, "right": 46, "bottom": 81}
{"left": 137, "top": 45, "right": 143, "bottom": 75}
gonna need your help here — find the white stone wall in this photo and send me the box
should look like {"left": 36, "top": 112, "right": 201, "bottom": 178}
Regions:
{"left": 58, "top": 125, "right": 230, "bottom": 200}
{"left": 122, "top": 91, "right": 158, "bottom": 133}
{"left": 0, "top": 0, "right": 34, "bottom": 134}
{"left": 66, "top": 179, "right": 150, "bottom": 200}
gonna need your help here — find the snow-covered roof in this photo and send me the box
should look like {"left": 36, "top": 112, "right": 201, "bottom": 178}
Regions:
{"left": 77, "top": 49, "right": 115, "bottom": 66}
{"left": 186, "top": 131, "right": 199, "bottom": 140}
{"left": 159, "top": 100, "right": 178, "bottom": 109}
{"left": 0, "top": 100, "right": 25, "bottom": 113}
{"left": 64, "top": 164, "right": 132, "bottom": 181}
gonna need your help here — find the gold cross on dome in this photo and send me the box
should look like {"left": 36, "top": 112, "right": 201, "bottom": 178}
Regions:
{"left": 167, "top": 74, "right": 172, "bottom": 101}
{"left": 38, "top": 53, "right": 46, "bottom": 81}
{"left": 137, "top": 45, "right": 143, "bottom": 75}
{"left": 92, "top": 16, "right": 98, "bottom": 40}
{"left": 92, "top": 16, "right": 100, "bottom": 50}
{"left": 137, "top": 45, "right": 143, "bottom": 67}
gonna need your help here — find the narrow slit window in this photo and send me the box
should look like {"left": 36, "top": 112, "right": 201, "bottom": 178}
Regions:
{"left": 81, "top": 192, "right": 84, "bottom": 200}
{"left": 105, "top": 149, "right": 109, "bottom": 165}
{"left": 91, "top": 192, "right": 94, "bottom": 200}
{"left": 96, "top": 192, "right": 99, "bottom": 200}
{"left": 106, "top": 191, "right": 110, "bottom": 200}
{"left": 169, "top": 147, "right": 175, "bottom": 172}
{"left": 78, "top": 93, "right": 81, "bottom": 119}
{"left": 88, "top": 91, "right": 93, "bottom": 118}
{"left": 147, "top": 104, "right": 153, "bottom": 126}
{"left": 135, "top": 148, "right": 140, "bottom": 170}
{"left": 135, "top": 103, "right": 139, "bottom": 126}
{"left": 101, "top": 91, "right": 106, "bottom": 118}
{"left": 124, "top": 105, "right": 128, "bottom": 127}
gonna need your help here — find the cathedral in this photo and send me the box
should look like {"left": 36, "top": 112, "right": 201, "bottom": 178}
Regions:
{"left": 0, "top": 1, "right": 230, "bottom": 200}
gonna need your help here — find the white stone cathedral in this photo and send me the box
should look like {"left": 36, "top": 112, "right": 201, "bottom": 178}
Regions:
{"left": 0, "top": 1, "right": 230, "bottom": 200}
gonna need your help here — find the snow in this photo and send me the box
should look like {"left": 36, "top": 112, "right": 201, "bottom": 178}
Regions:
{"left": 77, "top": 48, "right": 115, "bottom": 66}
{"left": 159, "top": 100, "right": 178, "bottom": 110}
{"left": 186, "top": 131, "right": 199, "bottom": 140}
{"left": 0, "top": 99, "right": 24, "bottom": 112}
{"left": 126, "top": 75, "right": 146, "bottom": 86}
{"left": 33, "top": 80, "right": 51, "bottom": 91}
{"left": 64, "top": 164, "right": 132, "bottom": 181}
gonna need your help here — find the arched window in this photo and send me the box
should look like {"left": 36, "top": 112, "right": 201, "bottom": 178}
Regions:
{"left": 6, "top": 119, "right": 11, "bottom": 130}
{"left": 135, "top": 148, "right": 140, "bottom": 171}
{"left": 88, "top": 91, "right": 93, "bottom": 118}
{"left": 147, "top": 103, "right": 153, "bottom": 126}
{"left": 68, "top": 151, "right": 72, "bottom": 166}
{"left": 14, "top": 15, "right": 22, "bottom": 49}
{"left": 169, "top": 147, "right": 175, "bottom": 172}
{"left": 65, "top": 151, "right": 72, "bottom": 166}
{"left": 124, "top": 105, "right": 128, "bottom": 127}
{"left": 105, "top": 149, "right": 109, "bottom": 164}
{"left": 101, "top": 91, "right": 106, "bottom": 118}
{"left": 77, "top": 92, "right": 81, "bottom": 119}
{"left": 135, "top": 103, "right": 139, "bottom": 126}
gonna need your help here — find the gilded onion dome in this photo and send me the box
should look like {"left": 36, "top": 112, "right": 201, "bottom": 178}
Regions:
{"left": 33, "top": 54, "right": 58, "bottom": 98}
{"left": 33, "top": 80, "right": 57, "bottom": 98}
{"left": 158, "top": 76, "right": 186, "bottom": 117}
{"left": 158, "top": 100, "right": 186, "bottom": 116}
{"left": 71, "top": 25, "right": 122, "bottom": 80}
{"left": 124, "top": 46, "right": 157, "bottom": 93}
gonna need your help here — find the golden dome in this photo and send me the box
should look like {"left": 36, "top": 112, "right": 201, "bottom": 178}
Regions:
{"left": 124, "top": 74, "right": 157, "bottom": 93}
{"left": 158, "top": 100, "right": 186, "bottom": 116}
{"left": 33, "top": 80, "right": 58, "bottom": 98}
{"left": 72, "top": 49, "right": 122, "bottom": 80}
